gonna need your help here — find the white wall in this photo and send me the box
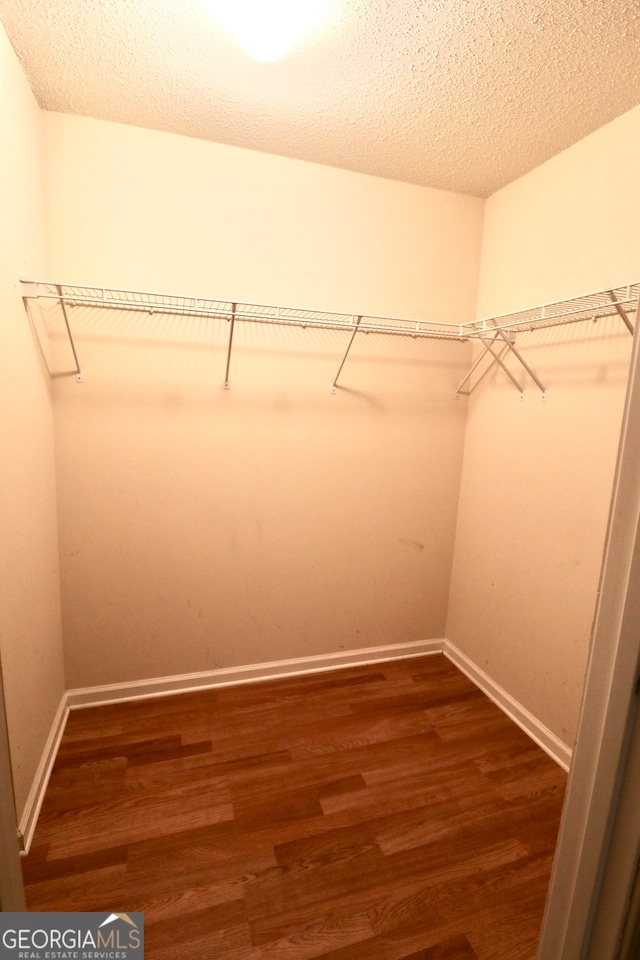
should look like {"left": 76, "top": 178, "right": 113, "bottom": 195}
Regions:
{"left": 43, "top": 113, "right": 482, "bottom": 323}
{"left": 43, "top": 113, "right": 485, "bottom": 689}
{"left": 0, "top": 24, "right": 65, "bottom": 819}
{"left": 447, "top": 106, "right": 640, "bottom": 747}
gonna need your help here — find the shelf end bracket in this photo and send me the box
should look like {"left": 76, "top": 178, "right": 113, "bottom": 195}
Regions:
{"left": 20, "top": 280, "right": 39, "bottom": 300}
{"left": 55, "top": 284, "right": 83, "bottom": 382}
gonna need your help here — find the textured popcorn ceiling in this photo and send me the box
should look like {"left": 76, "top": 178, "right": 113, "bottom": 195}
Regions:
{"left": 1, "top": 0, "right": 639, "bottom": 197}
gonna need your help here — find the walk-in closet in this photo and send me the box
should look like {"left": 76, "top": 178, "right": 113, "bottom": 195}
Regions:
{"left": 1, "top": 2, "right": 640, "bottom": 958}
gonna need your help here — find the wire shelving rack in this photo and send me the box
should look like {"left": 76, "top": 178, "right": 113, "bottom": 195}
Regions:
{"left": 21, "top": 280, "right": 639, "bottom": 396}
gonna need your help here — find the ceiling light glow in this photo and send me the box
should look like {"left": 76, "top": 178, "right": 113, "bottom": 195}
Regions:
{"left": 210, "top": 0, "right": 331, "bottom": 62}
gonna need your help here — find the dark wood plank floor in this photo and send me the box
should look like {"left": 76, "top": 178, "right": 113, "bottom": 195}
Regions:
{"left": 22, "top": 655, "right": 567, "bottom": 960}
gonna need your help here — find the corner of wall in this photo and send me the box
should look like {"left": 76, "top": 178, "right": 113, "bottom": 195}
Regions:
{"left": 0, "top": 18, "right": 66, "bottom": 824}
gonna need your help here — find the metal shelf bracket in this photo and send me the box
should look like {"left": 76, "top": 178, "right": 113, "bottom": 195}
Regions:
{"left": 477, "top": 332, "right": 526, "bottom": 400}
{"left": 223, "top": 303, "right": 237, "bottom": 390}
{"left": 609, "top": 289, "right": 635, "bottom": 335}
{"left": 456, "top": 324, "right": 547, "bottom": 401}
{"left": 21, "top": 281, "right": 83, "bottom": 382}
{"left": 491, "top": 325, "right": 546, "bottom": 400}
{"left": 455, "top": 333, "right": 502, "bottom": 399}
{"left": 56, "top": 285, "right": 84, "bottom": 383}
{"left": 331, "top": 316, "right": 362, "bottom": 393}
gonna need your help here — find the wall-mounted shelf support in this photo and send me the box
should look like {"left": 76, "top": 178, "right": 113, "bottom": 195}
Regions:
{"left": 609, "top": 289, "right": 635, "bottom": 335}
{"left": 456, "top": 328, "right": 546, "bottom": 401}
{"left": 455, "top": 334, "right": 504, "bottom": 399}
{"left": 331, "top": 316, "right": 362, "bottom": 393}
{"left": 22, "top": 281, "right": 84, "bottom": 381}
{"left": 56, "top": 285, "right": 83, "bottom": 383}
{"left": 477, "top": 333, "right": 525, "bottom": 400}
{"left": 224, "top": 303, "right": 237, "bottom": 390}
{"left": 456, "top": 324, "right": 547, "bottom": 401}
{"left": 492, "top": 325, "right": 547, "bottom": 400}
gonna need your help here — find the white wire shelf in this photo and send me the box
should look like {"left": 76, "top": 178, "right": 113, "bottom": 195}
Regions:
{"left": 462, "top": 283, "right": 639, "bottom": 337}
{"left": 20, "top": 280, "right": 462, "bottom": 340}
{"left": 21, "top": 280, "right": 639, "bottom": 339}
{"left": 20, "top": 279, "right": 638, "bottom": 395}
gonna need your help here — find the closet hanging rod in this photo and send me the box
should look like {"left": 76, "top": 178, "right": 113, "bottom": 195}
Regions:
{"left": 21, "top": 279, "right": 639, "bottom": 341}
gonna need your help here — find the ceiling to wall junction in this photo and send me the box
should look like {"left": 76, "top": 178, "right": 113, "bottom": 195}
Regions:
{"left": 0, "top": 0, "right": 639, "bottom": 197}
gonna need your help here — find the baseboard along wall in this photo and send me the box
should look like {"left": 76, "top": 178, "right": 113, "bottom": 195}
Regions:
{"left": 442, "top": 641, "right": 572, "bottom": 772}
{"left": 18, "top": 695, "right": 69, "bottom": 856}
{"left": 65, "top": 639, "right": 446, "bottom": 708}
{"left": 19, "top": 637, "right": 572, "bottom": 853}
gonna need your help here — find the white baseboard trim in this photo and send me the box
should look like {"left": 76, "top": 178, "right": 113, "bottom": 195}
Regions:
{"left": 21, "top": 637, "right": 570, "bottom": 855}
{"left": 18, "top": 694, "right": 69, "bottom": 855}
{"left": 443, "top": 640, "right": 572, "bottom": 771}
{"left": 66, "top": 639, "right": 446, "bottom": 710}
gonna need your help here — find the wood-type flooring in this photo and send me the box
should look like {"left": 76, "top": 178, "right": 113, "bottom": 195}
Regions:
{"left": 22, "top": 654, "right": 567, "bottom": 960}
